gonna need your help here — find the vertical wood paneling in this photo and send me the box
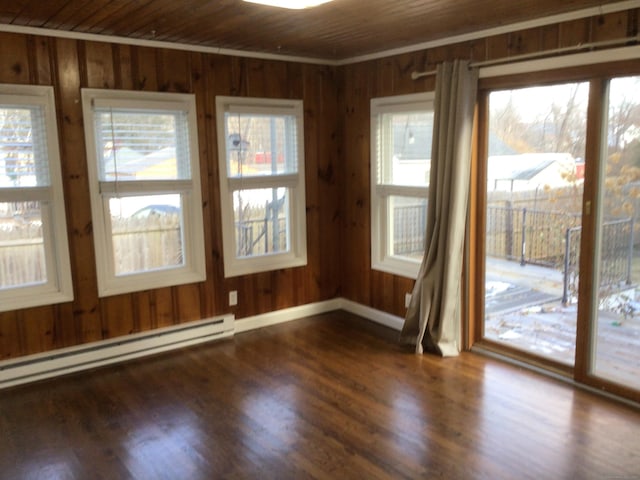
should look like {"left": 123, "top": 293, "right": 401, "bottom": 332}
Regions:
{"left": 314, "top": 65, "right": 340, "bottom": 299}
{"left": 101, "top": 296, "right": 135, "bottom": 338}
{"left": 426, "top": 45, "right": 451, "bottom": 70}
{"left": 230, "top": 57, "right": 248, "bottom": 97}
{"left": 389, "top": 52, "right": 423, "bottom": 95}
{"left": 0, "top": 32, "right": 30, "bottom": 84}
{"left": 337, "top": 7, "right": 633, "bottom": 320}
{"left": 54, "top": 38, "right": 101, "bottom": 345}
{"left": 540, "top": 25, "right": 560, "bottom": 52}
{"left": 271, "top": 269, "right": 292, "bottom": 311}
{"left": 132, "top": 46, "right": 159, "bottom": 91}
{"left": 394, "top": 276, "right": 413, "bottom": 314}
{"left": 485, "top": 33, "right": 511, "bottom": 61}
{"left": 559, "top": 19, "right": 591, "bottom": 47}
{"left": 375, "top": 57, "right": 394, "bottom": 97}
{"left": 176, "top": 284, "right": 202, "bottom": 322}
{"left": 509, "top": 28, "right": 542, "bottom": 56}
{"left": 154, "top": 287, "right": 175, "bottom": 328}
{"left": 157, "top": 48, "right": 192, "bottom": 93}
{"left": 190, "top": 51, "right": 216, "bottom": 319}
{"left": 591, "top": 11, "right": 628, "bottom": 42}
{"left": 204, "top": 54, "right": 233, "bottom": 314}
{"left": 29, "top": 36, "right": 53, "bottom": 85}
{"left": 113, "top": 44, "right": 134, "bottom": 90}
{"left": 0, "top": 6, "right": 634, "bottom": 360}
{"left": 469, "top": 40, "right": 487, "bottom": 64}
{"left": 371, "top": 271, "right": 393, "bottom": 313}
{"left": 83, "top": 41, "right": 115, "bottom": 88}
{"left": 0, "top": 312, "right": 20, "bottom": 359}
{"left": 82, "top": 41, "right": 138, "bottom": 338}
{"left": 156, "top": 47, "right": 204, "bottom": 323}
{"left": 53, "top": 303, "right": 76, "bottom": 349}
{"left": 134, "top": 290, "right": 154, "bottom": 332}
{"left": 340, "top": 61, "right": 372, "bottom": 306}
{"left": 246, "top": 58, "right": 289, "bottom": 98}
{"left": 21, "top": 306, "right": 56, "bottom": 355}
{"left": 302, "top": 65, "right": 321, "bottom": 303}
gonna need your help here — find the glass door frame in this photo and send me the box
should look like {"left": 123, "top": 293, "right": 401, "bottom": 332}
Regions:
{"left": 469, "top": 61, "right": 640, "bottom": 404}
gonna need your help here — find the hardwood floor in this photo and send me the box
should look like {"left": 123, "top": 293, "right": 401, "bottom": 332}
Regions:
{"left": 0, "top": 311, "right": 638, "bottom": 479}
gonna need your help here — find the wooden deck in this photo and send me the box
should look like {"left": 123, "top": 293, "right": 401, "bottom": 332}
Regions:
{"left": 485, "top": 259, "right": 640, "bottom": 390}
{"left": 0, "top": 311, "right": 638, "bottom": 479}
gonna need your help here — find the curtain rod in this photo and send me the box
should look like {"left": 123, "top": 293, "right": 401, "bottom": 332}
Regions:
{"left": 410, "top": 35, "right": 640, "bottom": 80}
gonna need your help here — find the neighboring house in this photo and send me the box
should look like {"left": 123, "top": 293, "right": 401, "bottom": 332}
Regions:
{"left": 391, "top": 124, "right": 519, "bottom": 187}
{"left": 392, "top": 121, "right": 432, "bottom": 186}
{"left": 103, "top": 146, "right": 181, "bottom": 217}
{"left": 487, "top": 152, "right": 579, "bottom": 192}
{"left": 102, "top": 146, "right": 144, "bottom": 179}
{"left": 103, "top": 146, "right": 176, "bottom": 180}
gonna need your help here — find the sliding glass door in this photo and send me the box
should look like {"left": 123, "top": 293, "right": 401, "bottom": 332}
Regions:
{"left": 483, "top": 82, "right": 589, "bottom": 366}
{"left": 591, "top": 75, "right": 640, "bottom": 390}
{"left": 478, "top": 68, "right": 640, "bottom": 401}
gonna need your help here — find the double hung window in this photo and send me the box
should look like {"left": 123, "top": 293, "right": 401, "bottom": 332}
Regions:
{"left": 216, "top": 96, "right": 307, "bottom": 277}
{"left": 371, "top": 92, "right": 434, "bottom": 278}
{"left": 82, "top": 89, "right": 205, "bottom": 296}
{"left": 0, "top": 85, "right": 73, "bottom": 311}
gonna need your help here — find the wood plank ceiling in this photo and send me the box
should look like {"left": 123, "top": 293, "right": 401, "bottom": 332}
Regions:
{"left": 0, "top": 0, "right": 630, "bottom": 60}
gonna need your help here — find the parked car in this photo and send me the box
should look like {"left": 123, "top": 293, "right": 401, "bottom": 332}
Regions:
{"left": 131, "top": 204, "right": 180, "bottom": 218}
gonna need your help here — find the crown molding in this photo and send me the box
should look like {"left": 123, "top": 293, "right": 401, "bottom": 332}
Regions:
{"left": 336, "top": 0, "right": 640, "bottom": 65}
{"left": 0, "top": 0, "right": 638, "bottom": 67}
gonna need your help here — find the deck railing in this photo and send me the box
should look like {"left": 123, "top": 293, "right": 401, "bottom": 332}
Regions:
{"left": 486, "top": 206, "right": 582, "bottom": 267}
{"left": 393, "top": 203, "right": 427, "bottom": 256}
{"left": 562, "top": 218, "right": 634, "bottom": 304}
{"left": 486, "top": 204, "right": 634, "bottom": 304}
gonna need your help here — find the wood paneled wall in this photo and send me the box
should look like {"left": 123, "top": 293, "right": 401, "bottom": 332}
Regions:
{"left": 0, "top": 6, "right": 637, "bottom": 361}
{"left": 338, "top": 8, "right": 638, "bottom": 318}
{"left": 0, "top": 33, "right": 340, "bottom": 360}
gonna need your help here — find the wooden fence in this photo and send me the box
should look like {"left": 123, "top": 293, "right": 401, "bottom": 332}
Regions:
{"left": 110, "top": 215, "right": 183, "bottom": 275}
{"left": 0, "top": 222, "right": 45, "bottom": 288}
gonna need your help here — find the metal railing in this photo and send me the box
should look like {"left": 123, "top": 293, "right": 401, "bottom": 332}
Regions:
{"left": 562, "top": 218, "right": 635, "bottom": 304}
{"left": 236, "top": 217, "right": 287, "bottom": 257}
{"left": 393, "top": 203, "right": 426, "bottom": 256}
{"left": 486, "top": 204, "right": 635, "bottom": 304}
{"left": 486, "top": 206, "right": 581, "bottom": 267}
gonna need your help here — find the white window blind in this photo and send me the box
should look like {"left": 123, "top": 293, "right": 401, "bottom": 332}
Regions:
{"left": 370, "top": 92, "right": 434, "bottom": 279}
{"left": 94, "top": 109, "right": 191, "bottom": 181}
{"left": 0, "top": 84, "right": 73, "bottom": 312}
{"left": 216, "top": 96, "right": 307, "bottom": 277}
{"left": 0, "top": 106, "right": 49, "bottom": 187}
{"left": 223, "top": 112, "right": 299, "bottom": 178}
{"left": 82, "top": 89, "right": 206, "bottom": 297}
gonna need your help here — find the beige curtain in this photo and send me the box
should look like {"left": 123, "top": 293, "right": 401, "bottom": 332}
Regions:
{"left": 400, "top": 60, "right": 478, "bottom": 356}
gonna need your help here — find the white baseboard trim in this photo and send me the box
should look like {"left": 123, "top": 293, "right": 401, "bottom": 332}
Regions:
{"left": 233, "top": 298, "right": 343, "bottom": 333}
{"left": 339, "top": 299, "right": 405, "bottom": 331}
{"left": 233, "top": 297, "right": 404, "bottom": 333}
{"left": 0, "top": 299, "right": 403, "bottom": 389}
{"left": 0, "top": 314, "right": 234, "bottom": 389}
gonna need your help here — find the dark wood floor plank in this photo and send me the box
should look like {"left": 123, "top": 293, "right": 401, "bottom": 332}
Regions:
{"left": 0, "top": 311, "right": 638, "bottom": 479}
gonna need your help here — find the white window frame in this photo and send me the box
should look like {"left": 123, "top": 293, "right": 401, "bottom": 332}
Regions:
{"left": 371, "top": 92, "right": 434, "bottom": 279}
{"left": 0, "top": 84, "right": 73, "bottom": 312}
{"left": 82, "top": 89, "right": 206, "bottom": 297}
{"left": 215, "top": 96, "right": 307, "bottom": 277}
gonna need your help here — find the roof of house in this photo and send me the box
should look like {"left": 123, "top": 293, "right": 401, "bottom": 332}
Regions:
{"left": 488, "top": 153, "right": 573, "bottom": 182}
{"left": 394, "top": 124, "right": 516, "bottom": 160}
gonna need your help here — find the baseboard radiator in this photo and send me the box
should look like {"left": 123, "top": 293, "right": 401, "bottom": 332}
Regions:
{"left": 0, "top": 314, "right": 234, "bottom": 390}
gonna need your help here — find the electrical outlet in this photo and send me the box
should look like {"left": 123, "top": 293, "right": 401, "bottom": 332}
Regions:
{"left": 229, "top": 290, "right": 238, "bottom": 306}
{"left": 405, "top": 293, "right": 412, "bottom": 308}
